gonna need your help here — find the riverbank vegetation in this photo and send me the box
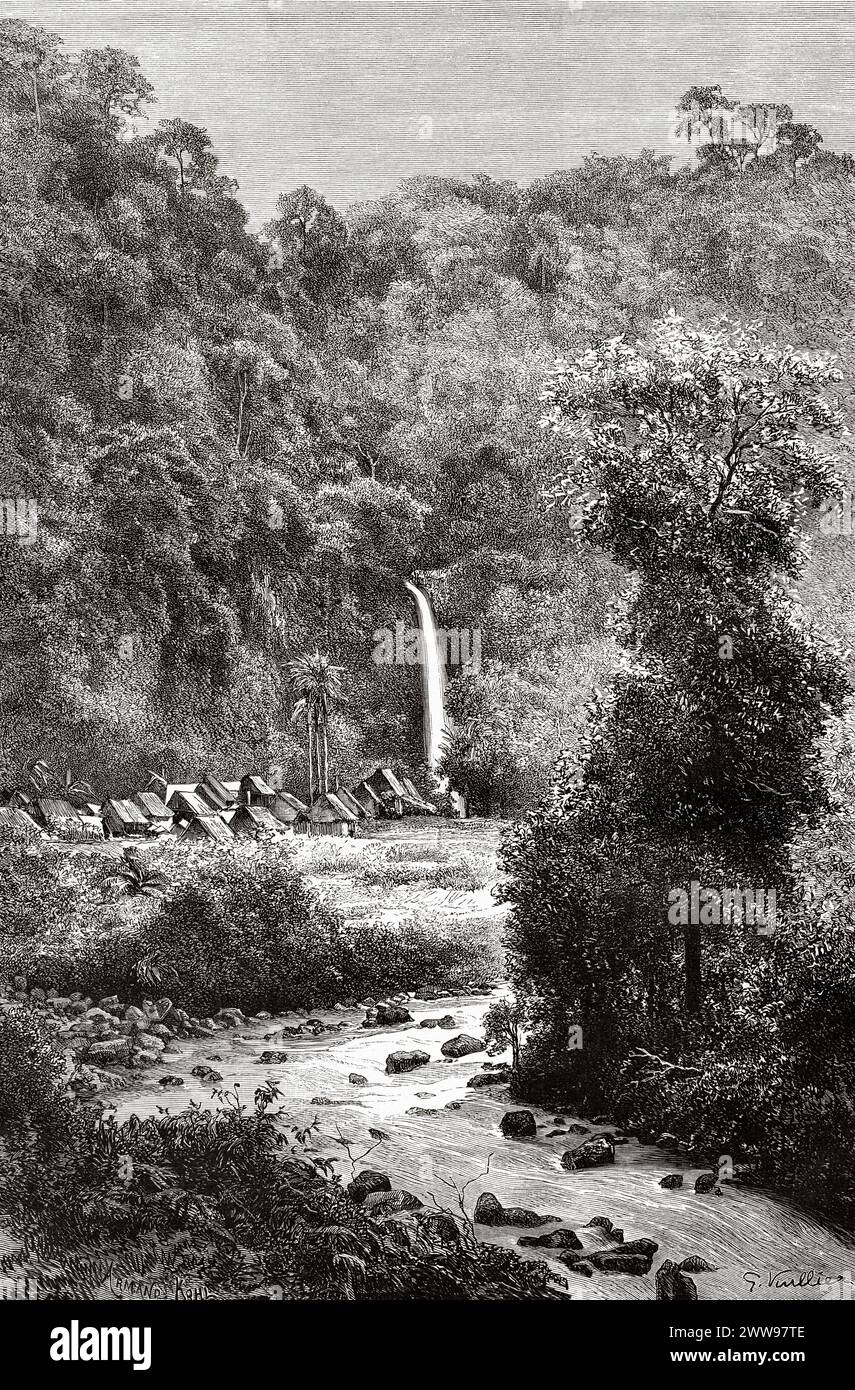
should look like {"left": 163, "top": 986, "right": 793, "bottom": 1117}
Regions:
{"left": 501, "top": 318, "right": 855, "bottom": 1230}
{"left": 4, "top": 15, "right": 855, "bottom": 1268}
{"left": 0, "top": 1011, "right": 555, "bottom": 1301}
{"left": 0, "top": 837, "right": 502, "bottom": 1016}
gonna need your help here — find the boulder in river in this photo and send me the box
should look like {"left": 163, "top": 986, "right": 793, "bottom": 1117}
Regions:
{"left": 560, "top": 1136, "right": 615, "bottom": 1170}
{"left": 385, "top": 1049, "right": 430, "bottom": 1074}
{"left": 466, "top": 1068, "right": 512, "bottom": 1089}
{"left": 348, "top": 1072, "right": 368, "bottom": 1086}
{"left": 440, "top": 1034, "right": 484, "bottom": 1059}
{"left": 214, "top": 1008, "right": 246, "bottom": 1028}
{"left": 473, "top": 1192, "right": 560, "bottom": 1228}
{"left": 561, "top": 1237, "right": 658, "bottom": 1276}
{"left": 660, "top": 1173, "right": 684, "bottom": 1189}
{"left": 347, "top": 1170, "right": 391, "bottom": 1204}
{"left": 694, "top": 1172, "right": 720, "bottom": 1194}
{"left": 158, "top": 1075, "right": 184, "bottom": 1088}
{"left": 655, "top": 1259, "right": 698, "bottom": 1301}
{"left": 375, "top": 1003, "right": 413, "bottom": 1026}
{"left": 473, "top": 1192, "right": 504, "bottom": 1225}
{"left": 565, "top": 1123, "right": 590, "bottom": 1135}
{"left": 499, "top": 1109, "right": 537, "bottom": 1139}
{"left": 257, "top": 1050, "right": 288, "bottom": 1065}
{"left": 191, "top": 1065, "right": 223, "bottom": 1083}
{"left": 518, "top": 1229, "right": 583, "bottom": 1250}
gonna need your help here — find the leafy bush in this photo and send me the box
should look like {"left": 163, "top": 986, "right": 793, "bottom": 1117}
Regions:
{"left": 0, "top": 1077, "right": 559, "bottom": 1301}
{"left": 0, "top": 1009, "right": 68, "bottom": 1137}
{"left": 132, "top": 858, "right": 501, "bottom": 1015}
{"left": 136, "top": 856, "right": 343, "bottom": 1016}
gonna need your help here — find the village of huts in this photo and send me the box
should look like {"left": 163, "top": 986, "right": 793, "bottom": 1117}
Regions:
{"left": 0, "top": 767, "right": 436, "bottom": 845}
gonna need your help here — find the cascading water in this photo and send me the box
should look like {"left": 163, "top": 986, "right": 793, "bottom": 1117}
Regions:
{"left": 404, "top": 580, "right": 465, "bottom": 817}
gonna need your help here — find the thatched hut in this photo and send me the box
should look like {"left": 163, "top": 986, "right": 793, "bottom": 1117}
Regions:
{"left": 198, "top": 774, "right": 237, "bottom": 813}
{"left": 239, "top": 774, "right": 277, "bottom": 807}
{"left": 134, "top": 791, "right": 174, "bottom": 831}
{"left": 228, "top": 804, "right": 283, "bottom": 838}
{"left": 351, "top": 781, "right": 383, "bottom": 818}
{"left": 297, "top": 792, "right": 358, "bottom": 838}
{"left": 166, "top": 788, "right": 213, "bottom": 823}
{"left": 334, "top": 787, "right": 366, "bottom": 821}
{"left": 35, "top": 798, "right": 85, "bottom": 837}
{"left": 178, "top": 815, "right": 234, "bottom": 844}
{"left": 365, "top": 767, "right": 408, "bottom": 817}
{"left": 271, "top": 791, "right": 308, "bottom": 827}
{"left": 0, "top": 806, "right": 41, "bottom": 838}
{"left": 101, "top": 799, "right": 149, "bottom": 837}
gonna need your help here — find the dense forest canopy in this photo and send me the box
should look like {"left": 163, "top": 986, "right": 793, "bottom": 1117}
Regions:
{"left": 2, "top": 18, "right": 855, "bottom": 805}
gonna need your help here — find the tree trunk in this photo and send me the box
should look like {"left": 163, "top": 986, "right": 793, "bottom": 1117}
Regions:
{"left": 683, "top": 925, "right": 702, "bottom": 1015}
{"left": 320, "top": 720, "right": 329, "bottom": 794}
{"left": 307, "top": 717, "right": 316, "bottom": 804}
{"left": 236, "top": 372, "right": 249, "bottom": 454}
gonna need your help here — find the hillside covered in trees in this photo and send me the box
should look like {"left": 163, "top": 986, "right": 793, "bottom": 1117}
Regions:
{"left": 2, "top": 19, "right": 855, "bottom": 808}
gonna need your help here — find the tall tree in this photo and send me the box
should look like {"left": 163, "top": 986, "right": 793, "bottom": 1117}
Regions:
{"left": 77, "top": 46, "right": 155, "bottom": 125}
{"left": 288, "top": 652, "right": 345, "bottom": 799}
{"left": 0, "top": 19, "right": 67, "bottom": 140}
{"left": 777, "top": 121, "right": 823, "bottom": 186}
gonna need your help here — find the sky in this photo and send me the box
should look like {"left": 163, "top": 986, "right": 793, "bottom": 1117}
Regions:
{"left": 11, "top": 1, "right": 855, "bottom": 225}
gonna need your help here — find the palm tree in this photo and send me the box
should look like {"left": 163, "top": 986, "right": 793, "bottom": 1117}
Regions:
{"left": 287, "top": 651, "right": 344, "bottom": 800}
{"left": 56, "top": 767, "right": 94, "bottom": 807}
{"left": 102, "top": 848, "right": 169, "bottom": 901}
{"left": 0, "top": 752, "right": 52, "bottom": 803}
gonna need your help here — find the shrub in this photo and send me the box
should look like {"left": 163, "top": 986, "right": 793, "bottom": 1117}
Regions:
{"left": 0, "top": 843, "right": 103, "bottom": 938}
{"left": 137, "top": 857, "right": 343, "bottom": 1016}
{"left": 0, "top": 1009, "right": 68, "bottom": 1137}
{"left": 0, "top": 1082, "right": 559, "bottom": 1301}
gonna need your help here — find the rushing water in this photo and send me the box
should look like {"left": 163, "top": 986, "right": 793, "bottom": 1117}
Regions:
{"left": 404, "top": 580, "right": 465, "bottom": 818}
{"left": 111, "top": 992, "right": 855, "bottom": 1303}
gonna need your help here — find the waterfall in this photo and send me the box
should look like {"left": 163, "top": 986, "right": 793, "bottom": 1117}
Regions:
{"left": 404, "top": 580, "right": 464, "bottom": 817}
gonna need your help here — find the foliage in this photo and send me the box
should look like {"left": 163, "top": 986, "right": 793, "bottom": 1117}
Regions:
{"left": 503, "top": 312, "right": 852, "bottom": 1119}
{"left": 0, "top": 1008, "right": 67, "bottom": 1137}
{"left": 0, "top": 1014, "right": 555, "bottom": 1300}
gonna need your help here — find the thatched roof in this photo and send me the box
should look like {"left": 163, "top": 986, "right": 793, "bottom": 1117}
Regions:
{"left": 271, "top": 792, "right": 308, "bottom": 824}
{"left": 303, "top": 792, "right": 358, "bottom": 824}
{"left": 0, "top": 806, "right": 40, "bottom": 835}
{"left": 103, "top": 798, "right": 148, "bottom": 828}
{"left": 169, "top": 790, "right": 211, "bottom": 820}
{"left": 229, "top": 804, "right": 282, "bottom": 835}
{"left": 135, "top": 792, "right": 173, "bottom": 821}
{"left": 367, "top": 767, "right": 407, "bottom": 800}
{"left": 353, "top": 781, "right": 383, "bottom": 811}
{"left": 240, "top": 774, "right": 276, "bottom": 798}
{"left": 178, "top": 815, "right": 233, "bottom": 844}
{"left": 37, "top": 798, "right": 83, "bottom": 827}
{"left": 199, "top": 774, "right": 235, "bottom": 811}
{"left": 334, "top": 787, "right": 366, "bottom": 818}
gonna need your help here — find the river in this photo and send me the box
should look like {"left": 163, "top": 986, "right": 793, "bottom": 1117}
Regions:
{"left": 110, "top": 989, "right": 855, "bottom": 1303}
